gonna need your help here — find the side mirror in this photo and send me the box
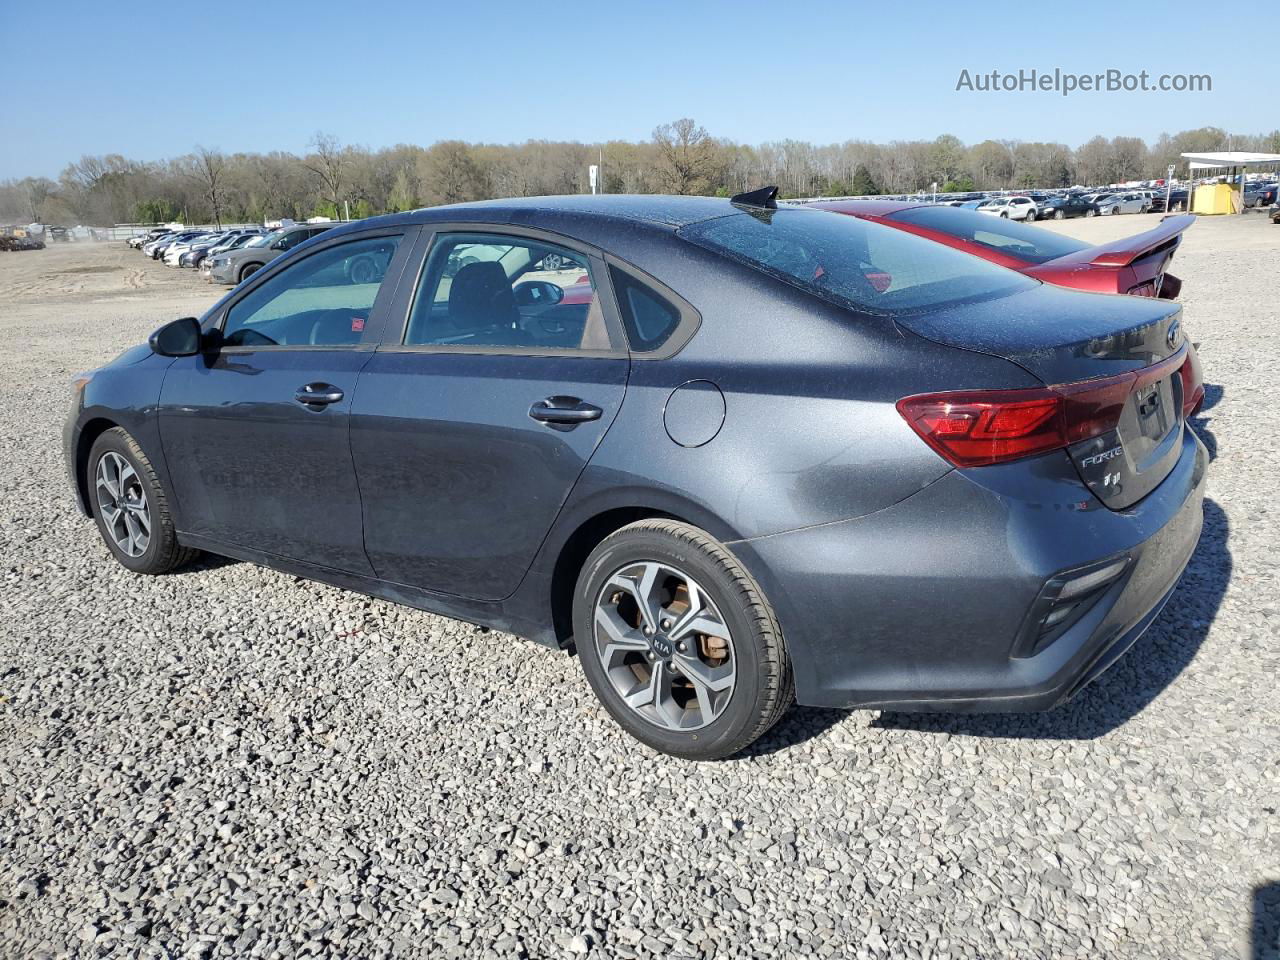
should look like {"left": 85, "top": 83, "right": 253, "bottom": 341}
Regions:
{"left": 512, "top": 280, "right": 565, "bottom": 307}
{"left": 148, "top": 316, "right": 202, "bottom": 357}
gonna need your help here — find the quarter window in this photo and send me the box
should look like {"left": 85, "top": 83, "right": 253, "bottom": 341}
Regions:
{"left": 609, "top": 267, "right": 681, "bottom": 352}
{"left": 221, "top": 234, "right": 402, "bottom": 347}
{"left": 405, "top": 234, "right": 613, "bottom": 351}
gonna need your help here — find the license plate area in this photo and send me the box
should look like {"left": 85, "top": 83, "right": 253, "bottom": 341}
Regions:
{"left": 1068, "top": 372, "right": 1185, "bottom": 510}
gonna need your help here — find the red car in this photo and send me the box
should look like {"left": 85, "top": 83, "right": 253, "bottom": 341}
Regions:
{"left": 806, "top": 198, "right": 1204, "bottom": 416}
{"left": 809, "top": 199, "right": 1192, "bottom": 299}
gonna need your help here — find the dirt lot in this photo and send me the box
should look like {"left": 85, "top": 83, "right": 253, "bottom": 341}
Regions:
{"left": 0, "top": 215, "right": 1278, "bottom": 960}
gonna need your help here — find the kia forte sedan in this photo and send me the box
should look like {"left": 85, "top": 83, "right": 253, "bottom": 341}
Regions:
{"left": 65, "top": 190, "right": 1207, "bottom": 760}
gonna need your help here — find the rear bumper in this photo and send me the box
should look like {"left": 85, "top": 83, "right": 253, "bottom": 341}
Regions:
{"left": 733, "top": 425, "right": 1208, "bottom": 711}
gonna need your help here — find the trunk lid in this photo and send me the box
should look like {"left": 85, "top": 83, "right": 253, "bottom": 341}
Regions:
{"left": 898, "top": 284, "right": 1190, "bottom": 509}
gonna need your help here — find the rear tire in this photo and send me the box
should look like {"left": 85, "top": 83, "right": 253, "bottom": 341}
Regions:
{"left": 87, "top": 427, "right": 200, "bottom": 575}
{"left": 1085, "top": 208, "right": 1096, "bottom": 217}
{"left": 572, "top": 519, "right": 793, "bottom": 760}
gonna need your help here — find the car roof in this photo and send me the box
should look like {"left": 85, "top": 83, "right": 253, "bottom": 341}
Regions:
{"left": 322, "top": 194, "right": 751, "bottom": 239}
{"left": 802, "top": 198, "right": 919, "bottom": 217}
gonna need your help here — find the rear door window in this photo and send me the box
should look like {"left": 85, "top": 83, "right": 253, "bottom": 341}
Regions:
{"left": 404, "top": 233, "right": 615, "bottom": 351}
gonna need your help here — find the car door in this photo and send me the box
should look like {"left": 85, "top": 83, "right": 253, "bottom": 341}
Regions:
{"left": 351, "top": 227, "right": 630, "bottom": 601}
{"left": 158, "top": 227, "right": 413, "bottom": 573}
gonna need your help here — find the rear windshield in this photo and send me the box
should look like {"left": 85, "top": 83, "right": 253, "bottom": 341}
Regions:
{"left": 678, "top": 208, "right": 1035, "bottom": 315}
{"left": 887, "top": 206, "right": 1089, "bottom": 265}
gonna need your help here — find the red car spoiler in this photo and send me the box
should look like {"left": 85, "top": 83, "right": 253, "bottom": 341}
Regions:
{"left": 1050, "top": 214, "right": 1196, "bottom": 268}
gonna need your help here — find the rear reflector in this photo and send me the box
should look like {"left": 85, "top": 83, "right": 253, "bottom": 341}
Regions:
{"left": 898, "top": 346, "right": 1190, "bottom": 468}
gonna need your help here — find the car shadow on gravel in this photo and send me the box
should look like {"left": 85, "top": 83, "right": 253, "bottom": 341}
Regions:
{"left": 871, "top": 495, "right": 1230, "bottom": 742}
{"left": 739, "top": 705, "right": 851, "bottom": 757}
{"left": 186, "top": 552, "right": 241, "bottom": 573}
{"left": 1192, "top": 382, "right": 1223, "bottom": 461}
{"left": 1256, "top": 882, "right": 1280, "bottom": 960}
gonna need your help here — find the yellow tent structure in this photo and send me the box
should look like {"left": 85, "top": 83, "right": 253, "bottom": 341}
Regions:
{"left": 1180, "top": 151, "right": 1280, "bottom": 215}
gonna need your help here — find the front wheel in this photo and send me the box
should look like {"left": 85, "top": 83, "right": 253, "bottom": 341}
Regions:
{"left": 573, "top": 520, "right": 793, "bottom": 760}
{"left": 88, "top": 427, "right": 199, "bottom": 574}
{"left": 1000, "top": 211, "right": 1009, "bottom": 218}
{"left": 238, "top": 262, "right": 261, "bottom": 283}
{"left": 1054, "top": 209, "right": 1066, "bottom": 220}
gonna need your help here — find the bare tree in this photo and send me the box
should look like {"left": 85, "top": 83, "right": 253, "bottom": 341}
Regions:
{"left": 303, "top": 132, "right": 348, "bottom": 216}
{"left": 653, "top": 118, "right": 716, "bottom": 195}
{"left": 419, "top": 141, "right": 485, "bottom": 205}
{"left": 185, "top": 146, "right": 227, "bottom": 227}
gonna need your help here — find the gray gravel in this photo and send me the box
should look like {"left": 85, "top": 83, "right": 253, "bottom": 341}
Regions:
{"left": 1, "top": 220, "right": 1278, "bottom": 960}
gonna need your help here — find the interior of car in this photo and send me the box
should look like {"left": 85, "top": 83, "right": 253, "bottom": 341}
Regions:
{"left": 404, "top": 236, "right": 610, "bottom": 350}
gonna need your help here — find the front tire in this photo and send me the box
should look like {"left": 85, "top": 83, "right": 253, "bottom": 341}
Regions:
{"left": 1054, "top": 209, "right": 1066, "bottom": 220}
{"left": 239, "top": 262, "right": 262, "bottom": 283}
{"left": 88, "top": 427, "right": 199, "bottom": 575}
{"left": 573, "top": 520, "right": 793, "bottom": 760}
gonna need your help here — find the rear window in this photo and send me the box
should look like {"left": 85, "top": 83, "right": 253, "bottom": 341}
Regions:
{"left": 886, "top": 206, "right": 1089, "bottom": 265}
{"left": 678, "top": 208, "right": 1035, "bottom": 316}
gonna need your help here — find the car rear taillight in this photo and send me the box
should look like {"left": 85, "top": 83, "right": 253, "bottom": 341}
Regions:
{"left": 897, "top": 348, "right": 1192, "bottom": 468}
{"left": 1127, "top": 281, "right": 1157, "bottom": 297}
{"left": 1179, "top": 347, "right": 1204, "bottom": 418}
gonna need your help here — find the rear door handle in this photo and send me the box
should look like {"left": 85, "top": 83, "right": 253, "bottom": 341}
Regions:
{"left": 295, "top": 383, "right": 345, "bottom": 407}
{"left": 529, "top": 396, "right": 603, "bottom": 425}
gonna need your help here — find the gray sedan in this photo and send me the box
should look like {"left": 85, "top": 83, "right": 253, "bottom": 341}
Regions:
{"left": 207, "top": 224, "right": 335, "bottom": 284}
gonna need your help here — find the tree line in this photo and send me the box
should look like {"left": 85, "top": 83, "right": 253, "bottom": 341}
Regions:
{"left": 2, "top": 121, "right": 1276, "bottom": 227}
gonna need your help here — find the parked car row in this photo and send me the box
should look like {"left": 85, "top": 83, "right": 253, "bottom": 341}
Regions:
{"left": 130, "top": 223, "right": 350, "bottom": 285}
{"left": 0, "top": 231, "right": 46, "bottom": 252}
{"left": 942, "top": 177, "right": 1279, "bottom": 219}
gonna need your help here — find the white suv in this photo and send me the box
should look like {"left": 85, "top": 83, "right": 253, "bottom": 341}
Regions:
{"left": 977, "top": 196, "right": 1038, "bottom": 221}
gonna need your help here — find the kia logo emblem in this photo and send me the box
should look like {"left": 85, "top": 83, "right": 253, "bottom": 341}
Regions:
{"left": 651, "top": 637, "right": 673, "bottom": 658}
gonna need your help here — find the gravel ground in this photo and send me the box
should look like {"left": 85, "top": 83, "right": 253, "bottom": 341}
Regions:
{"left": 1, "top": 217, "right": 1278, "bottom": 960}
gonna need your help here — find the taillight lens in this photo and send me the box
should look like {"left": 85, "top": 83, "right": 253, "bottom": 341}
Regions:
{"left": 1179, "top": 346, "right": 1204, "bottom": 417}
{"left": 898, "top": 348, "right": 1192, "bottom": 468}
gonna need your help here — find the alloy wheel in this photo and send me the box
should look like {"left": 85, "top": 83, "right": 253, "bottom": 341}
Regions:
{"left": 593, "top": 561, "right": 737, "bottom": 731}
{"left": 95, "top": 451, "right": 151, "bottom": 557}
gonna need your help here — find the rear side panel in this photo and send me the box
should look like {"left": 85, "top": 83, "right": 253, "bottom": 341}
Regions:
{"left": 732, "top": 427, "right": 1208, "bottom": 709}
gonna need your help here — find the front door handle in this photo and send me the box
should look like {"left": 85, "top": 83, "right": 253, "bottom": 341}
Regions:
{"left": 529, "top": 396, "right": 603, "bottom": 425}
{"left": 295, "top": 383, "right": 344, "bottom": 407}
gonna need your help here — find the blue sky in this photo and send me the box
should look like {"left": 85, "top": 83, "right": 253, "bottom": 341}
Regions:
{"left": 0, "top": 0, "right": 1268, "bottom": 180}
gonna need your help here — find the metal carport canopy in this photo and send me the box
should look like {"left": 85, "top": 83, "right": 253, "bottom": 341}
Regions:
{"left": 1180, "top": 151, "right": 1280, "bottom": 170}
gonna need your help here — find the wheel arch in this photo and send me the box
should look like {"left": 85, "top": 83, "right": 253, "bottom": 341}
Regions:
{"left": 548, "top": 506, "right": 683, "bottom": 647}
{"left": 74, "top": 416, "right": 121, "bottom": 512}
